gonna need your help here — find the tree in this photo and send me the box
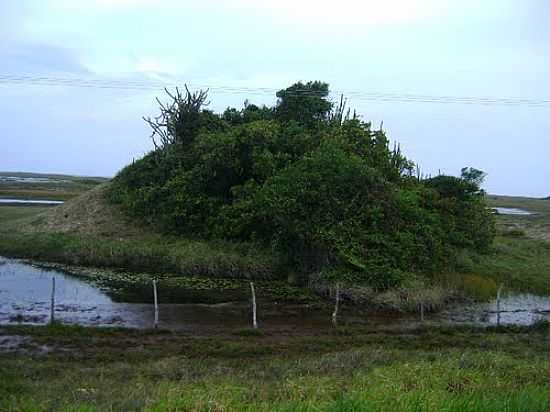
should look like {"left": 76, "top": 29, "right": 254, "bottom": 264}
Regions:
{"left": 275, "top": 81, "right": 333, "bottom": 127}
{"left": 110, "top": 81, "right": 496, "bottom": 288}
{"left": 461, "top": 167, "right": 487, "bottom": 188}
{"left": 143, "top": 86, "right": 212, "bottom": 153}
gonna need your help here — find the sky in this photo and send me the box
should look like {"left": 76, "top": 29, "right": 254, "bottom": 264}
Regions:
{"left": 0, "top": 0, "right": 549, "bottom": 196}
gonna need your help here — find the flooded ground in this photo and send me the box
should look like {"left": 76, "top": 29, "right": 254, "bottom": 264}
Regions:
{"left": 1, "top": 257, "right": 549, "bottom": 331}
{"left": 0, "top": 199, "right": 64, "bottom": 205}
{"left": 0, "top": 176, "right": 70, "bottom": 184}
{"left": 493, "top": 207, "right": 534, "bottom": 215}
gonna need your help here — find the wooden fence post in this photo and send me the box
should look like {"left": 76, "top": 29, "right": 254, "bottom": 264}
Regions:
{"left": 332, "top": 282, "right": 340, "bottom": 327}
{"left": 250, "top": 282, "right": 258, "bottom": 329}
{"left": 496, "top": 284, "right": 503, "bottom": 326}
{"left": 153, "top": 279, "right": 159, "bottom": 329}
{"left": 50, "top": 277, "right": 56, "bottom": 324}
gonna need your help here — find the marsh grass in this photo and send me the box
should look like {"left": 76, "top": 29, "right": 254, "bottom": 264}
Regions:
{"left": 0, "top": 231, "right": 279, "bottom": 281}
{"left": 1, "top": 324, "right": 549, "bottom": 411}
{"left": 0, "top": 205, "right": 51, "bottom": 226}
{"left": 459, "top": 275, "right": 498, "bottom": 301}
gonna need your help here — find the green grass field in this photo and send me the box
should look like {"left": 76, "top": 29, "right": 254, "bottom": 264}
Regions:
{"left": 0, "top": 205, "right": 50, "bottom": 226}
{"left": 1, "top": 323, "right": 549, "bottom": 412}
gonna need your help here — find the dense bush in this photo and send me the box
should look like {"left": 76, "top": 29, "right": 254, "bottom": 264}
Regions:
{"left": 109, "top": 82, "right": 495, "bottom": 287}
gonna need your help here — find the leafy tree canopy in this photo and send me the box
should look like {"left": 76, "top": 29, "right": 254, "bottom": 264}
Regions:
{"left": 109, "top": 82, "right": 495, "bottom": 288}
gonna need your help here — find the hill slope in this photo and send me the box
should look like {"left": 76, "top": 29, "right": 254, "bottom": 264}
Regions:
{"left": 20, "top": 184, "right": 146, "bottom": 238}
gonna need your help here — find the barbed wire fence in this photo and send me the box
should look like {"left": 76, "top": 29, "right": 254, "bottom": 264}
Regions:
{"left": 2, "top": 264, "right": 549, "bottom": 331}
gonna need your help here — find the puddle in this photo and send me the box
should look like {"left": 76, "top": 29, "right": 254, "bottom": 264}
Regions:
{"left": 1, "top": 257, "right": 549, "bottom": 331}
{"left": 493, "top": 207, "right": 534, "bottom": 216}
{"left": 439, "top": 294, "right": 550, "bottom": 326}
{"left": 0, "top": 199, "right": 64, "bottom": 205}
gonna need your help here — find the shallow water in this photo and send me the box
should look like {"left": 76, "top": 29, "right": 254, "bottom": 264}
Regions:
{"left": 1, "top": 257, "right": 549, "bottom": 331}
{"left": 493, "top": 207, "right": 534, "bottom": 216}
{"left": 437, "top": 294, "right": 550, "bottom": 326}
{"left": 0, "top": 176, "right": 69, "bottom": 184}
{"left": 0, "top": 198, "right": 64, "bottom": 205}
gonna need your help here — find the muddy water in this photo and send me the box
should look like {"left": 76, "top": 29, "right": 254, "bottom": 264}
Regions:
{"left": 1, "top": 257, "right": 549, "bottom": 331}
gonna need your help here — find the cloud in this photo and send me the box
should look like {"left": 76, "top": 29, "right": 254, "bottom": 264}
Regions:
{"left": 135, "top": 57, "right": 178, "bottom": 76}
{"left": 0, "top": 43, "right": 89, "bottom": 75}
{"left": 227, "top": 0, "right": 450, "bottom": 25}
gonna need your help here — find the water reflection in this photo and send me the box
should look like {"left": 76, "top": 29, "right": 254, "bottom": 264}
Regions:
{"left": 1, "top": 257, "right": 549, "bottom": 330}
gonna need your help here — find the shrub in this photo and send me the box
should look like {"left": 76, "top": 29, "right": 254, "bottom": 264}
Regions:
{"left": 108, "top": 82, "right": 495, "bottom": 289}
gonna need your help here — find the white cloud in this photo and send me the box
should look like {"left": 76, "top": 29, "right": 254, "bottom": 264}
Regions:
{"left": 53, "top": 0, "right": 448, "bottom": 24}
{"left": 135, "top": 57, "right": 177, "bottom": 75}
{"left": 227, "top": 0, "right": 450, "bottom": 25}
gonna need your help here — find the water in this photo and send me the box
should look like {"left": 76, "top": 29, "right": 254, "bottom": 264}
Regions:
{"left": 0, "top": 176, "right": 69, "bottom": 184}
{"left": 0, "top": 199, "right": 64, "bottom": 205}
{"left": 493, "top": 207, "right": 534, "bottom": 216}
{"left": 438, "top": 294, "right": 550, "bottom": 326}
{"left": 0, "top": 257, "right": 341, "bottom": 331}
{"left": 1, "top": 257, "right": 549, "bottom": 331}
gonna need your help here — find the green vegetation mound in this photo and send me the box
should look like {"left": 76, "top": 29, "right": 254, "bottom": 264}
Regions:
{"left": 109, "top": 82, "right": 495, "bottom": 288}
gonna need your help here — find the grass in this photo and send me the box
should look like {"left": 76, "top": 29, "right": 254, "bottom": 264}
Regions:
{"left": 486, "top": 194, "right": 550, "bottom": 242}
{"left": 0, "top": 188, "right": 80, "bottom": 201}
{"left": 0, "top": 231, "right": 280, "bottom": 281}
{"left": 465, "top": 236, "right": 550, "bottom": 295}
{"left": 0, "top": 205, "right": 51, "bottom": 226}
{"left": 0, "top": 323, "right": 549, "bottom": 411}
{"left": 0, "top": 171, "right": 108, "bottom": 201}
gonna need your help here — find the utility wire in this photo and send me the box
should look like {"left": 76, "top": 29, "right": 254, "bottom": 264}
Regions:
{"left": 0, "top": 73, "right": 549, "bottom": 107}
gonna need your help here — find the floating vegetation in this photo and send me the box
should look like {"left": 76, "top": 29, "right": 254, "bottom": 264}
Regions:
{"left": 29, "top": 261, "right": 319, "bottom": 304}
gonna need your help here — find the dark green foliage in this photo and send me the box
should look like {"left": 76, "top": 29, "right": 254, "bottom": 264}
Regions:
{"left": 222, "top": 101, "right": 274, "bottom": 125}
{"left": 109, "top": 82, "right": 495, "bottom": 288}
{"left": 275, "top": 81, "right": 333, "bottom": 127}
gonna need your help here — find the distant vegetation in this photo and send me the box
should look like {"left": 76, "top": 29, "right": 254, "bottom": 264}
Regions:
{"left": 107, "top": 81, "right": 495, "bottom": 288}
{"left": 0, "top": 171, "right": 108, "bottom": 201}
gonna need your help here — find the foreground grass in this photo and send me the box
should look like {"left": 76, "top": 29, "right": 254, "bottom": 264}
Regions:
{"left": 1, "top": 323, "right": 549, "bottom": 411}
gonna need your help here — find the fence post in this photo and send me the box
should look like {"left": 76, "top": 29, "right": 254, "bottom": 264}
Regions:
{"left": 50, "top": 277, "right": 56, "bottom": 324}
{"left": 496, "top": 284, "right": 503, "bottom": 326}
{"left": 420, "top": 301, "right": 425, "bottom": 322}
{"left": 250, "top": 282, "right": 258, "bottom": 329}
{"left": 153, "top": 279, "right": 159, "bottom": 329}
{"left": 332, "top": 282, "right": 340, "bottom": 327}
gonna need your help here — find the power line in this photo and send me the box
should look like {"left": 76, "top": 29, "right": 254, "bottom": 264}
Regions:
{"left": 0, "top": 73, "right": 549, "bottom": 108}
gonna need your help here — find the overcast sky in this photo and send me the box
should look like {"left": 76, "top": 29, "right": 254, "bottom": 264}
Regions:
{"left": 0, "top": 0, "right": 548, "bottom": 196}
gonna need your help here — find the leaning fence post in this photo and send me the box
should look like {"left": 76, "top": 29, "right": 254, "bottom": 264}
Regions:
{"left": 332, "top": 282, "right": 340, "bottom": 327}
{"left": 50, "top": 277, "right": 56, "bottom": 324}
{"left": 496, "top": 284, "right": 503, "bottom": 326}
{"left": 153, "top": 279, "right": 159, "bottom": 329}
{"left": 250, "top": 282, "right": 258, "bottom": 329}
